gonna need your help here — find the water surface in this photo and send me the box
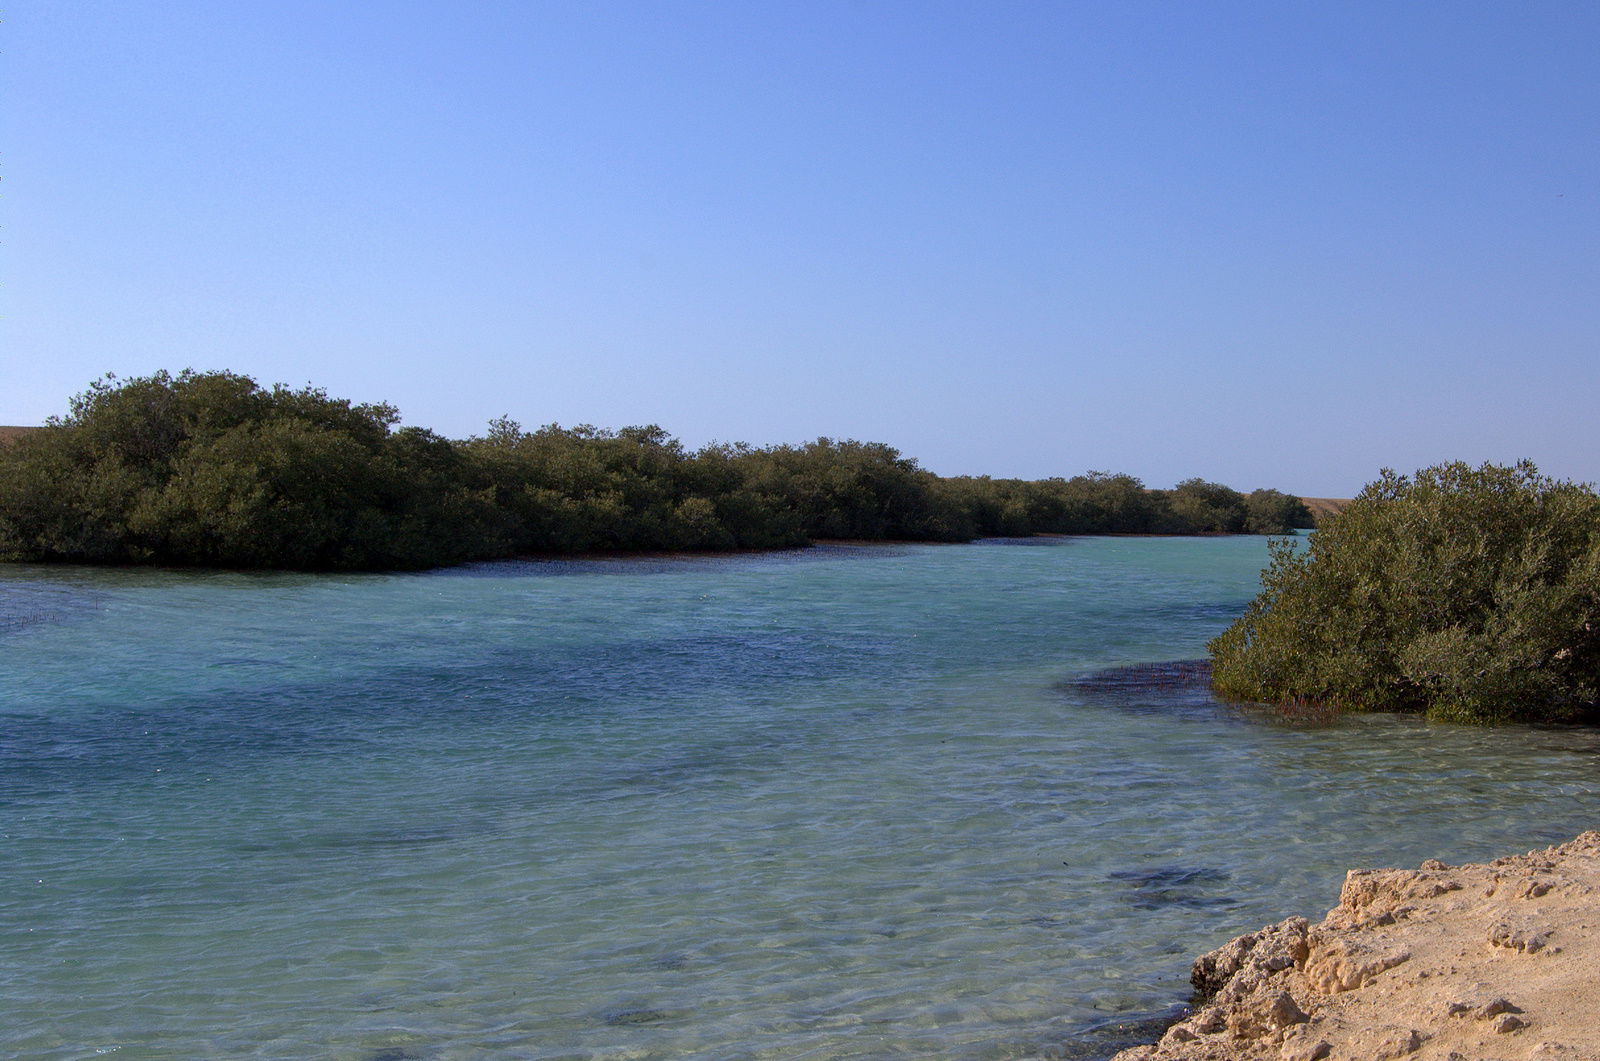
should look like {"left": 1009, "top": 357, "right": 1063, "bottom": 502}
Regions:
{"left": 3, "top": 537, "right": 1597, "bottom": 1059}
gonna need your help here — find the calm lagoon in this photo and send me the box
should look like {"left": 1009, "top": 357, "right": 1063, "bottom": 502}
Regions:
{"left": 4, "top": 537, "right": 1598, "bottom": 1059}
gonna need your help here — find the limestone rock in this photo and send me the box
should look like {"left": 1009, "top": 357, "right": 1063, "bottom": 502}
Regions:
{"left": 1190, "top": 917, "right": 1308, "bottom": 1001}
{"left": 1278, "top": 1037, "right": 1330, "bottom": 1061}
{"left": 1476, "top": 998, "right": 1523, "bottom": 1019}
{"left": 1103, "top": 832, "right": 1600, "bottom": 1061}
{"left": 1301, "top": 932, "right": 1409, "bottom": 993}
{"left": 1326, "top": 867, "right": 1461, "bottom": 929}
{"left": 1371, "top": 1028, "right": 1428, "bottom": 1058}
{"left": 1487, "top": 920, "right": 1553, "bottom": 953}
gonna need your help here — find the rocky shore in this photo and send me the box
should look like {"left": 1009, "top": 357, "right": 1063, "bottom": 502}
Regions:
{"left": 1112, "top": 832, "right": 1600, "bottom": 1061}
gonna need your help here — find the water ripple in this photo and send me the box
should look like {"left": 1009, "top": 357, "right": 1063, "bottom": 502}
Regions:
{"left": 4, "top": 538, "right": 1599, "bottom": 1060}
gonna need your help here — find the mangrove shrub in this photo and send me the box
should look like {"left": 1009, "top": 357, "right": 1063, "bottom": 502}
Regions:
{"left": 0, "top": 371, "right": 500, "bottom": 569}
{"left": 1209, "top": 461, "right": 1600, "bottom": 724}
{"left": 0, "top": 370, "right": 1318, "bottom": 570}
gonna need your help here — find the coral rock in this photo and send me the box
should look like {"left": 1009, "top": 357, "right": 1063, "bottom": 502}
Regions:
{"left": 1106, "top": 833, "right": 1600, "bottom": 1061}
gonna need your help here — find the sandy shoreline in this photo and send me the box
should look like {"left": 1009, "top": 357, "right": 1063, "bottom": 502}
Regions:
{"left": 1111, "top": 832, "right": 1600, "bottom": 1060}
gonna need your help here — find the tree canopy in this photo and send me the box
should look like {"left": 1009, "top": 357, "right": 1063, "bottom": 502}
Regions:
{"left": 1209, "top": 461, "right": 1600, "bottom": 724}
{"left": 0, "top": 370, "right": 499, "bottom": 569}
{"left": 0, "top": 370, "right": 1312, "bottom": 571}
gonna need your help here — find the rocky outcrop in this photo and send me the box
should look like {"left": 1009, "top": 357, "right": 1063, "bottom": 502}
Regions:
{"left": 1111, "top": 832, "right": 1600, "bottom": 1061}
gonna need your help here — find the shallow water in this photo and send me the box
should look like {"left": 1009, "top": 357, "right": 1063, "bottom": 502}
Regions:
{"left": 3, "top": 537, "right": 1597, "bottom": 1060}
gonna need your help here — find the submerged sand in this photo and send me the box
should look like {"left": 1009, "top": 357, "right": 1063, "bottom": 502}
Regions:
{"left": 1112, "top": 832, "right": 1600, "bottom": 1061}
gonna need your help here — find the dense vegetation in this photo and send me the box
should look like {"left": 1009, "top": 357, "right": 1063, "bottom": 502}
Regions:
{"left": 1210, "top": 461, "right": 1600, "bottom": 724}
{"left": 0, "top": 370, "right": 1311, "bottom": 571}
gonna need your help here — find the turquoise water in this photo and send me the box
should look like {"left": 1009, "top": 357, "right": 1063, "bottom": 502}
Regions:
{"left": 4, "top": 537, "right": 1598, "bottom": 1060}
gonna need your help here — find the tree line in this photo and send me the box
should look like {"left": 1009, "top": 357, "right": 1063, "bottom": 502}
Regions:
{"left": 0, "top": 370, "right": 1312, "bottom": 571}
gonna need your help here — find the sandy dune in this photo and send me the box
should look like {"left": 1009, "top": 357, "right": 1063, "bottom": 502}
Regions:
{"left": 1297, "top": 497, "right": 1351, "bottom": 525}
{"left": 0, "top": 425, "right": 40, "bottom": 444}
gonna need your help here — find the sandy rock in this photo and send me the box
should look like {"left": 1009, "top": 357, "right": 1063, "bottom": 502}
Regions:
{"left": 1190, "top": 916, "right": 1308, "bottom": 1000}
{"left": 1301, "top": 932, "right": 1410, "bottom": 993}
{"left": 1108, "top": 831, "right": 1600, "bottom": 1061}
{"left": 1277, "top": 1036, "right": 1330, "bottom": 1061}
{"left": 1487, "top": 918, "right": 1554, "bottom": 953}
{"left": 1476, "top": 997, "right": 1523, "bottom": 1019}
{"left": 1371, "top": 1028, "right": 1429, "bottom": 1058}
{"left": 1494, "top": 1012, "right": 1531, "bottom": 1033}
{"left": 1330, "top": 866, "right": 1461, "bottom": 929}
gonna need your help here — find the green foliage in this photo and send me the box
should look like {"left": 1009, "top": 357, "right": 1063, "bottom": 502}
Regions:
{"left": 0, "top": 371, "right": 493, "bottom": 570}
{"left": 1210, "top": 461, "right": 1600, "bottom": 724}
{"left": 458, "top": 420, "right": 803, "bottom": 553}
{"left": 733, "top": 439, "right": 968, "bottom": 542}
{"left": 937, "top": 472, "right": 1277, "bottom": 537}
{"left": 0, "top": 424, "right": 146, "bottom": 562}
{"left": 0, "top": 370, "right": 1313, "bottom": 571}
{"left": 1243, "top": 488, "right": 1314, "bottom": 534}
{"left": 1161, "top": 478, "right": 1247, "bottom": 533}
{"left": 1057, "top": 472, "right": 1159, "bottom": 534}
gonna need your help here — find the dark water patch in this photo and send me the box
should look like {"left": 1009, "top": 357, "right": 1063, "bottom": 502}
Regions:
{"left": 600, "top": 1006, "right": 677, "bottom": 1026}
{"left": 0, "top": 626, "right": 900, "bottom": 797}
{"left": 0, "top": 693, "right": 405, "bottom": 799}
{"left": 1043, "top": 1006, "right": 1187, "bottom": 1060}
{"left": 1056, "top": 659, "right": 1343, "bottom": 730}
{"left": 649, "top": 952, "right": 693, "bottom": 971}
{"left": 1062, "top": 661, "right": 1354, "bottom": 731}
{"left": 1066, "top": 660, "right": 1213, "bottom": 692}
{"left": 232, "top": 821, "right": 495, "bottom": 857}
{"left": 341, "top": 827, "right": 466, "bottom": 849}
{"left": 364, "top": 1049, "right": 422, "bottom": 1061}
{"left": 1056, "top": 660, "right": 1244, "bottom": 724}
{"left": 1140, "top": 598, "right": 1253, "bottom": 623}
{"left": 1108, "top": 865, "right": 1238, "bottom": 910}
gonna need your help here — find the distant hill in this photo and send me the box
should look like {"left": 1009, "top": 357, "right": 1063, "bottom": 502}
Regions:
{"left": 0, "top": 426, "right": 40, "bottom": 444}
{"left": 1298, "top": 497, "right": 1351, "bottom": 525}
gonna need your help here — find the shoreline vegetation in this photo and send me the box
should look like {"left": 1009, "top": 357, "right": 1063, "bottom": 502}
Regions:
{"left": 1211, "top": 461, "right": 1600, "bottom": 725}
{"left": 0, "top": 370, "right": 1313, "bottom": 572}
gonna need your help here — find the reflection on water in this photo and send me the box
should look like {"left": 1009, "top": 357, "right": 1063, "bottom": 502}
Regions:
{"left": 3, "top": 537, "right": 1598, "bottom": 1060}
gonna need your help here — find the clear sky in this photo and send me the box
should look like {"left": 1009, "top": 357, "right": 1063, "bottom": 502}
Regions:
{"left": 6, "top": 2, "right": 1597, "bottom": 496}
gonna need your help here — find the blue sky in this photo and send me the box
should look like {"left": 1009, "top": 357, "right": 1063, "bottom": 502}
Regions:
{"left": 6, "top": 1, "right": 1597, "bottom": 496}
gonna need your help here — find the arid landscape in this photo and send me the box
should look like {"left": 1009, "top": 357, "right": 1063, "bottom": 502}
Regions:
{"left": 1296, "top": 498, "right": 1352, "bottom": 524}
{"left": 1114, "top": 833, "right": 1600, "bottom": 1061}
